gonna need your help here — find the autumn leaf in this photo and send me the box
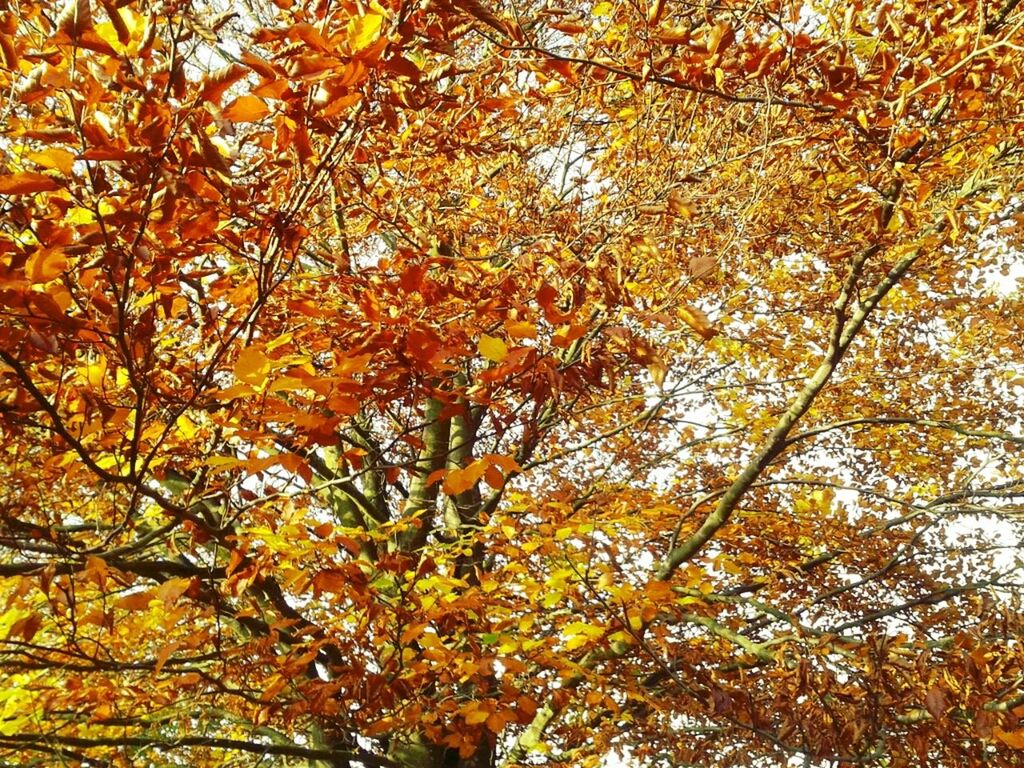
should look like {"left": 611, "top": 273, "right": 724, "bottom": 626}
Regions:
{"left": 201, "top": 63, "right": 247, "bottom": 104}
{"left": 443, "top": 460, "right": 488, "bottom": 495}
{"left": 0, "top": 172, "right": 61, "bottom": 195}
{"left": 116, "top": 590, "right": 154, "bottom": 612}
{"left": 924, "top": 686, "right": 947, "bottom": 720}
{"left": 656, "top": 24, "right": 691, "bottom": 44}
{"left": 3, "top": 1, "right": 1024, "bottom": 766}
{"left": 550, "top": 20, "right": 587, "bottom": 34}
{"left": 505, "top": 320, "right": 537, "bottom": 339}
{"left": 349, "top": 13, "right": 384, "bottom": 52}
{"left": 312, "top": 570, "right": 349, "bottom": 596}
{"left": 56, "top": 0, "right": 93, "bottom": 38}
{"left": 995, "top": 728, "right": 1024, "bottom": 749}
{"left": 464, "top": 708, "right": 490, "bottom": 725}
{"left": 677, "top": 305, "right": 716, "bottom": 340}
{"left": 667, "top": 189, "right": 694, "bottom": 218}
{"left": 646, "top": 0, "right": 665, "bottom": 26}
{"left": 28, "top": 149, "right": 76, "bottom": 176}
{"left": 478, "top": 334, "right": 508, "bottom": 363}
{"left": 688, "top": 256, "right": 717, "bottom": 279}
{"left": 234, "top": 347, "right": 271, "bottom": 386}
{"left": 648, "top": 357, "right": 668, "bottom": 387}
{"left": 9, "top": 613, "right": 42, "bottom": 643}
{"left": 223, "top": 94, "right": 270, "bottom": 122}
{"left": 24, "top": 249, "right": 68, "bottom": 283}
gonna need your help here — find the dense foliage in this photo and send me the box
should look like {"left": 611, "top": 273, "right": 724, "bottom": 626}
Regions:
{"left": 2, "top": 0, "right": 1024, "bottom": 766}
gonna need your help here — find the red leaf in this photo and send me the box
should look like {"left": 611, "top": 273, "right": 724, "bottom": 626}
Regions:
{"left": 924, "top": 686, "right": 947, "bottom": 720}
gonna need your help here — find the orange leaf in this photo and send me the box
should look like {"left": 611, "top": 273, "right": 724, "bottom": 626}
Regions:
{"left": 223, "top": 95, "right": 270, "bottom": 122}
{"left": 487, "top": 711, "right": 512, "bottom": 733}
{"left": 0, "top": 172, "right": 60, "bottom": 195}
{"left": 688, "top": 256, "right": 716, "bottom": 279}
{"left": 154, "top": 578, "right": 191, "bottom": 606}
{"left": 25, "top": 249, "right": 67, "bottom": 283}
{"left": 155, "top": 641, "right": 182, "bottom": 675}
{"left": 483, "top": 464, "right": 504, "bottom": 489}
{"left": 995, "top": 727, "right": 1024, "bottom": 749}
{"left": 444, "top": 460, "right": 488, "bottom": 495}
{"left": 10, "top": 613, "right": 42, "bottom": 643}
{"left": 116, "top": 589, "right": 154, "bottom": 612}
{"left": 240, "top": 51, "right": 280, "bottom": 79}
{"left": 313, "top": 570, "right": 349, "bottom": 596}
{"left": 550, "top": 21, "right": 587, "bottom": 34}
{"left": 667, "top": 189, "right": 694, "bottom": 218}
{"left": 1, "top": 33, "right": 19, "bottom": 70}
{"left": 504, "top": 320, "right": 537, "bottom": 339}
{"left": 486, "top": 455, "right": 522, "bottom": 474}
{"left": 426, "top": 468, "right": 448, "bottom": 486}
{"left": 201, "top": 63, "right": 247, "bottom": 104}
{"left": 656, "top": 25, "right": 691, "bottom": 45}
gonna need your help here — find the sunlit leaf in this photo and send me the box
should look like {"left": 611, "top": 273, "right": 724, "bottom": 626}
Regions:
{"left": 349, "top": 12, "right": 384, "bottom": 52}
{"left": 25, "top": 249, "right": 67, "bottom": 283}
{"left": 478, "top": 334, "right": 508, "bottom": 363}
{"left": 234, "top": 347, "right": 271, "bottom": 386}
{"left": 223, "top": 95, "right": 270, "bottom": 122}
{"left": 0, "top": 173, "right": 60, "bottom": 195}
{"left": 27, "top": 149, "right": 76, "bottom": 176}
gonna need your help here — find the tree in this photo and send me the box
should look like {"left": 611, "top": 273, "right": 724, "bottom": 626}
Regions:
{"left": 1, "top": 0, "right": 1024, "bottom": 765}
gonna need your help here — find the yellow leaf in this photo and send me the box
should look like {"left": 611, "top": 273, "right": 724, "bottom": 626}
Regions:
{"left": 648, "top": 358, "right": 667, "bottom": 388}
{"left": 234, "top": 347, "right": 271, "bottom": 386}
{"left": 646, "top": 0, "right": 665, "bottom": 25}
{"left": 176, "top": 414, "right": 197, "bottom": 439}
{"left": 25, "top": 249, "right": 67, "bottom": 283}
{"left": 349, "top": 13, "right": 384, "bottom": 52}
{"left": 464, "top": 707, "right": 491, "bottom": 725}
{"left": 677, "top": 305, "right": 716, "bottom": 341}
{"left": 28, "top": 149, "right": 76, "bottom": 176}
{"left": 78, "top": 355, "right": 107, "bottom": 388}
{"left": 478, "top": 334, "right": 508, "bottom": 363}
{"left": 223, "top": 95, "right": 270, "bottom": 122}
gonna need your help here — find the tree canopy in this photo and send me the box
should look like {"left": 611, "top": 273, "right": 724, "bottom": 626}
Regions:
{"left": 2, "top": 0, "right": 1024, "bottom": 766}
